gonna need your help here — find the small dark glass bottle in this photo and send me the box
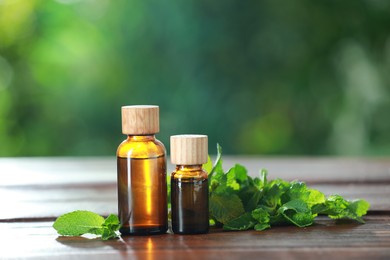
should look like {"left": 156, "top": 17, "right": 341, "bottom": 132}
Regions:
{"left": 170, "top": 135, "right": 209, "bottom": 234}
{"left": 117, "top": 105, "right": 167, "bottom": 235}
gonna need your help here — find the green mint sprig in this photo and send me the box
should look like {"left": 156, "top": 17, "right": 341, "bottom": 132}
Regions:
{"left": 53, "top": 210, "right": 120, "bottom": 240}
{"left": 205, "top": 144, "right": 370, "bottom": 231}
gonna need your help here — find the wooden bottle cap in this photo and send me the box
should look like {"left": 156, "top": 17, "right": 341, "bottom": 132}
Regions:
{"left": 170, "top": 135, "right": 208, "bottom": 165}
{"left": 121, "top": 105, "right": 159, "bottom": 135}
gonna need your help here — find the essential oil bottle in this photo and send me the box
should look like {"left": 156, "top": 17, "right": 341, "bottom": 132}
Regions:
{"left": 117, "top": 105, "right": 168, "bottom": 235}
{"left": 170, "top": 134, "right": 209, "bottom": 234}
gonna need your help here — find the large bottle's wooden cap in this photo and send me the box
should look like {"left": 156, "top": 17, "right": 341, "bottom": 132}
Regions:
{"left": 170, "top": 135, "right": 208, "bottom": 165}
{"left": 121, "top": 105, "right": 159, "bottom": 135}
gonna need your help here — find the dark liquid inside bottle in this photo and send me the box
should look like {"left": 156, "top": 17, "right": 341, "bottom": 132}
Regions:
{"left": 171, "top": 178, "right": 209, "bottom": 234}
{"left": 117, "top": 156, "right": 168, "bottom": 235}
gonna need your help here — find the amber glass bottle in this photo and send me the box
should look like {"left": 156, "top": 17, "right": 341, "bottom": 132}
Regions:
{"left": 170, "top": 135, "right": 209, "bottom": 234}
{"left": 117, "top": 105, "right": 167, "bottom": 235}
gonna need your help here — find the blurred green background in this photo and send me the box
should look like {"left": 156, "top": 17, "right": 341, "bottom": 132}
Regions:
{"left": 0, "top": 0, "right": 389, "bottom": 156}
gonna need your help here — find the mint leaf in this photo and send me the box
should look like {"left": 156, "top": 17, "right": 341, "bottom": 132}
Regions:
{"left": 256, "top": 169, "right": 268, "bottom": 190}
{"left": 209, "top": 144, "right": 224, "bottom": 191}
{"left": 226, "top": 165, "right": 242, "bottom": 190}
{"left": 254, "top": 223, "right": 270, "bottom": 231}
{"left": 53, "top": 210, "right": 104, "bottom": 236}
{"left": 203, "top": 156, "right": 213, "bottom": 173}
{"left": 312, "top": 203, "right": 328, "bottom": 215}
{"left": 320, "top": 195, "right": 370, "bottom": 223}
{"left": 240, "top": 185, "right": 262, "bottom": 212}
{"left": 258, "top": 179, "right": 289, "bottom": 213}
{"left": 307, "top": 189, "right": 326, "bottom": 208}
{"left": 53, "top": 211, "right": 120, "bottom": 240}
{"left": 209, "top": 193, "right": 245, "bottom": 224}
{"left": 349, "top": 199, "right": 370, "bottom": 219}
{"left": 207, "top": 144, "right": 369, "bottom": 232}
{"left": 101, "top": 214, "right": 120, "bottom": 240}
{"left": 278, "top": 199, "right": 314, "bottom": 227}
{"left": 281, "top": 182, "right": 310, "bottom": 204}
{"left": 252, "top": 208, "right": 270, "bottom": 223}
{"left": 209, "top": 143, "right": 223, "bottom": 177}
{"left": 103, "top": 214, "right": 120, "bottom": 229}
{"left": 224, "top": 212, "right": 256, "bottom": 230}
{"left": 251, "top": 208, "right": 271, "bottom": 230}
{"left": 232, "top": 164, "right": 249, "bottom": 183}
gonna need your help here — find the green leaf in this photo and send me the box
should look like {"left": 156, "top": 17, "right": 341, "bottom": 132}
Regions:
{"left": 208, "top": 144, "right": 226, "bottom": 194}
{"left": 209, "top": 193, "right": 245, "bottom": 224}
{"left": 311, "top": 203, "right": 328, "bottom": 215}
{"left": 101, "top": 228, "right": 118, "bottom": 240}
{"left": 307, "top": 189, "right": 326, "bottom": 208}
{"left": 226, "top": 164, "right": 248, "bottom": 190}
{"left": 102, "top": 214, "right": 120, "bottom": 230}
{"left": 280, "top": 182, "right": 326, "bottom": 212}
{"left": 349, "top": 199, "right": 370, "bottom": 219}
{"left": 259, "top": 180, "right": 287, "bottom": 212}
{"left": 209, "top": 143, "right": 224, "bottom": 180}
{"left": 320, "top": 195, "right": 370, "bottom": 223}
{"left": 224, "top": 212, "right": 256, "bottom": 231}
{"left": 269, "top": 213, "right": 288, "bottom": 226}
{"left": 281, "top": 182, "right": 310, "bottom": 204}
{"left": 251, "top": 208, "right": 271, "bottom": 231}
{"left": 252, "top": 208, "right": 270, "bottom": 223}
{"left": 53, "top": 211, "right": 119, "bottom": 240}
{"left": 226, "top": 167, "right": 240, "bottom": 190}
{"left": 278, "top": 199, "right": 314, "bottom": 227}
{"left": 233, "top": 164, "right": 248, "bottom": 183}
{"left": 53, "top": 210, "right": 104, "bottom": 236}
{"left": 260, "top": 169, "right": 268, "bottom": 188}
{"left": 254, "top": 223, "right": 270, "bottom": 231}
{"left": 203, "top": 156, "right": 213, "bottom": 173}
{"left": 240, "top": 185, "right": 262, "bottom": 212}
{"left": 207, "top": 144, "right": 369, "bottom": 231}
{"left": 101, "top": 214, "right": 120, "bottom": 240}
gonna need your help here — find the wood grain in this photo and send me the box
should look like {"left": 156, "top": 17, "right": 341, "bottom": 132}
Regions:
{"left": 170, "top": 135, "right": 208, "bottom": 165}
{"left": 0, "top": 215, "right": 389, "bottom": 259}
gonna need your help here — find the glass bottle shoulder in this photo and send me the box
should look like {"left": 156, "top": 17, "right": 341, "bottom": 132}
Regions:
{"left": 171, "top": 165, "right": 208, "bottom": 180}
{"left": 117, "top": 135, "right": 166, "bottom": 159}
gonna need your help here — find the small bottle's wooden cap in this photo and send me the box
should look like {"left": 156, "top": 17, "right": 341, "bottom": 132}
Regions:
{"left": 121, "top": 105, "right": 159, "bottom": 135}
{"left": 170, "top": 135, "right": 208, "bottom": 165}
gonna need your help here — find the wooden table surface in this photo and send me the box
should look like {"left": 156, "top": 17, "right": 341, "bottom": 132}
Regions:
{"left": 1, "top": 156, "right": 389, "bottom": 259}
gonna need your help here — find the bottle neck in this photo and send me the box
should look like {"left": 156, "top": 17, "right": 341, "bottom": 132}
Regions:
{"left": 127, "top": 135, "right": 156, "bottom": 142}
{"left": 175, "top": 165, "right": 203, "bottom": 172}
